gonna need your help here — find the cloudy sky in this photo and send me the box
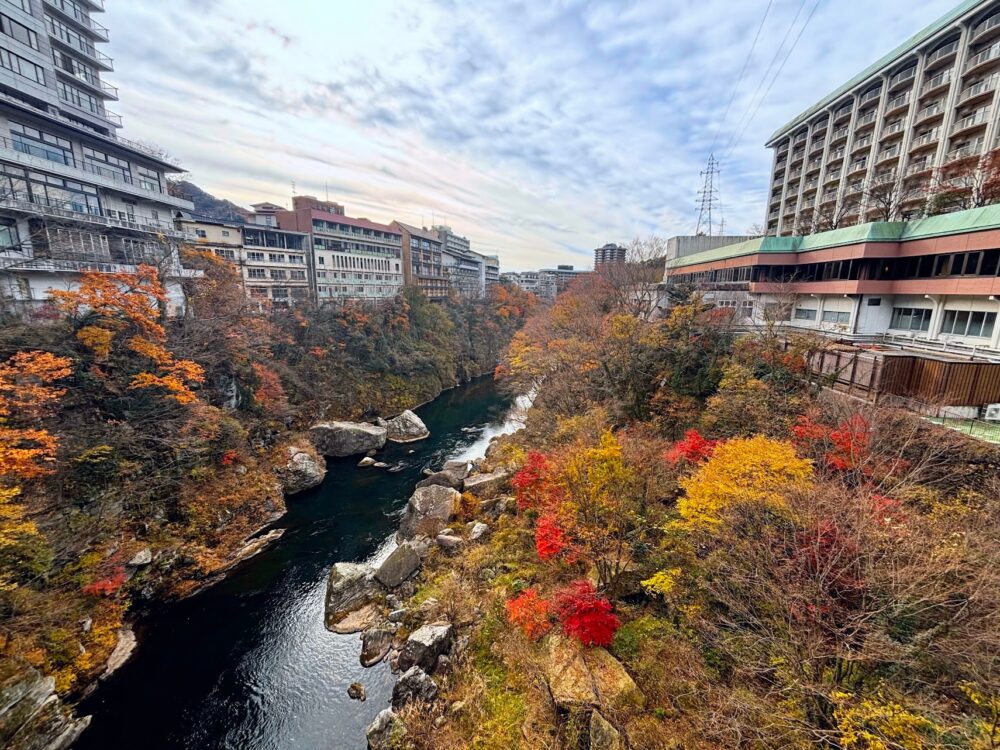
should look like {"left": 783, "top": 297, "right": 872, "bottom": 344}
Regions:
{"left": 104, "top": 0, "right": 957, "bottom": 271}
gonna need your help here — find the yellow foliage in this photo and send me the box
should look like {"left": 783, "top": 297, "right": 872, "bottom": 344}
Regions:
{"left": 833, "top": 691, "right": 939, "bottom": 750}
{"left": 76, "top": 325, "right": 115, "bottom": 360}
{"left": 676, "top": 435, "right": 812, "bottom": 529}
{"left": 641, "top": 568, "right": 682, "bottom": 598}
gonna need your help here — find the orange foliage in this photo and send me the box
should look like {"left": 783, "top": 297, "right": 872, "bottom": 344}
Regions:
{"left": 251, "top": 362, "right": 288, "bottom": 414}
{"left": 505, "top": 588, "right": 552, "bottom": 640}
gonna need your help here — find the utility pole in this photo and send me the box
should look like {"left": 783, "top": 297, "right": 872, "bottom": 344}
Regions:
{"left": 695, "top": 154, "right": 722, "bottom": 237}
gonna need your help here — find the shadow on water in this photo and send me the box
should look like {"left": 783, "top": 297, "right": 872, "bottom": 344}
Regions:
{"left": 75, "top": 376, "right": 514, "bottom": 750}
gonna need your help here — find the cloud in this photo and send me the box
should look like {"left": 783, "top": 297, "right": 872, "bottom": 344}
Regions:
{"left": 103, "top": 0, "right": 959, "bottom": 270}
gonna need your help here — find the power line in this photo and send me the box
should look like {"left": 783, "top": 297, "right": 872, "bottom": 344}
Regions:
{"left": 696, "top": 154, "right": 722, "bottom": 236}
{"left": 709, "top": 0, "right": 774, "bottom": 155}
{"left": 725, "top": 0, "right": 824, "bottom": 161}
{"left": 722, "top": 0, "right": 810, "bottom": 158}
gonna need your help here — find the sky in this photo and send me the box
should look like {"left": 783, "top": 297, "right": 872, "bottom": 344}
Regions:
{"left": 103, "top": 0, "right": 959, "bottom": 271}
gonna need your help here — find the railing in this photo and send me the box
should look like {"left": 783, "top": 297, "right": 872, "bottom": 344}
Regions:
{"left": 45, "top": 17, "right": 113, "bottom": 68}
{"left": 925, "top": 41, "right": 959, "bottom": 67}
{"left": 849, "top": 157, "right": 868, "bottom": 173}
{"left": 807, "top": 158, "right": 822, "bottom": 171}
{"left": 915, "top": 102, "right": 944, "bottom": 122}
{"left": 56, "top": 88, "right": 122, "bottom": 125}
{"left": 829, "top": 147, "right": 846, "bottom": 160}
{"left": 888, "top": 68, "right": 916, "bottom": 88}
{"left": 911, "top": 127, "right": 940, "bottom": 148}
{"left": 834, "top": 105, "right": 853, "bottom": 120}
{"left": 43, "top": 0, "right": 109, "bottom": 39}
{"left": 825, "top": 170, "right": 843, "bottom": 182}
{"left": 52, "top": 58, "right": 118, "bottom": 98}
{"left": 878, "top": 145, "right": 901, "bottom": 162}
{"left": 788, "top": 169, "right": 802, "bottom": 179}
{"left": 882, "top": 119, "right": 906, "bottom": 137}
{"left": 966, "top": 41, "right": 1000, "bottom": 72}
{"left": 945, "top": 137, "right": 986, "bottom": 162}
{"left": 856, "top": 110, "right": 877, "bottom": 127}
{"left": 831, "top": 125, "right": 849, "bottom": 141}
{"left": 791, "top": 149, "right": 805, "bottom": 161}
{"left": 921, "top": 69, "right": 953, "bottom": 93}
{"left": 906, "top": 158, "right": 932, "bottom": 175}
{"left": 853, "top": 135, "right": 873, "bottom": 150}
{"left": 958, "top": 75, "right": 999, "bottom": 103}
{"left": 0, "top": 193, "right": 181, "bottom": 236}
{"left": 859, "top": 88, "right": 882, "bottom": 105}
{"left": 951, "top": 108, "right": 990, "bottom": 134}
{"left": 777, "top": 142, "right": 790, "bottom": 153}
{"left": 821, "top": 190, "right": 838, "bottom": 202}
{"left": 810, "top": 139, "right": 826, "bottom": 154}
{"left": 804, "top": 178, "right": 818, "bottom": 190}
{"left": 793, "top": 132, "right": 807, "bottom": 144}
{"left": 885, "top": 92, "right": 910, "bottom": 111}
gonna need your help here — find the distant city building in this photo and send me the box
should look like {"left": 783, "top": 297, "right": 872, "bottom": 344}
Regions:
{"left": 665, "top": 235, "right": 757, "bottom": 261}
{"left": 766, "top": 0, "right": 1000, "bottom": 236}
{"left": 505, "top": 264, "right": 584, "bottom": 300}
{"left": 435, "top": 224, "right": 485, "bottom": 299}
{"left": 0, "top": 0, "right": 196, "bottom": 315}
{"left": 394, "top": 221, "right": 449, "bottom": 301}
{"left": 276, "top": 196, "right": 403, "bottom": 303}
{"left": 594, "top": 242, "right": 627, "bottom": 268}
{"left": 541, "top": 264, "right": 587, "bottom": 293}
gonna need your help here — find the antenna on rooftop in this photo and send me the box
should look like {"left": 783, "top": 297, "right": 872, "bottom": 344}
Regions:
{"left": 291, "top": 180, "right": 297, "bottom": 198}
{"left": 695, "top": 153, "right": 722, "bottom": 237}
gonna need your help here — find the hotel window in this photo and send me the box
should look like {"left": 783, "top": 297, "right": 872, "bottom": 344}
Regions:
{"left": 136, "top": 166, "right": 161, "bottom": 193}
{"left": 794, "top": 307, "right": 817, "bottom": 321}
{"left": 57, "top": 81, "right": 104, "bottom": 115}
{"left": 0, "top": 13, "right": 36, "bottom": 48}
{"left": 214, "top": 248, "right": 235, "bottom": 261}
{"left": 290, "top": 270, "right": 306, "bottom": 280}
{"left": 9, "top": 122, "right": 73, "bottom": 165}
{"left": 247, "top": 268, "right": 266, "bottom": 279}
{"left": 890, "top": 307, "right": 932, "bottom": 332}
{"left": 0, "top": 217, "right": 18, "bottom": 248}
{"left": 270, "top": 269, "right": 287, "bottom": 280}
{"left": 4, "top": 0, "right": 29, "bottom": 13}
{"left": 222, "top": 230, "right": 230, "bottom": 237}
{"left": 268, "top": 253, "right": 285, "bottom": 263}
{"left": 822, "top": 310, "right": 850, "bottom": 324}
{"left": 84, "top": 147, "right": 132, "bottom": 182}
{"left": 249, "top": 286, "right": 267, "bottom": 298}
{"left": 941, "top": 310, "right": 997, "bottom": 338}
{"left": 195, "top": 229, "right": 207, "bottom": 238}
{"left": 272, "top": 287, "right": 289, "bottom": 299}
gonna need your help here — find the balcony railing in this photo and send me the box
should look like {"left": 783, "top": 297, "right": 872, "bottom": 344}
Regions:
{"left": 925, "top": 41, "right": 959, "bottom": 68}
{"left": 974, "top": 13, "right": 1000, "bottom": 40}
{"left": 966, "top": 42, "right": 1000, "bottom": 73}
{"left": 853, "top": 135, "right": 873, "bottom": 151}
{"left": 945, "top": 137, "right": 986, "bottom": 162}
{"left": 790, "top": 148, "right": 805, "bottom": 161}
{"left": 884, "top": 92, "right": 910, "bottom": 112}
{"left": 809, "top": 139, "right": 826, "bottom": 154}
{"left": 878, "top": 145, "right": 901, "bottom": 162}
{"left": 856, "top": 110, "right": 877, "bottom": 127}
{"left": 849, "top": 157, "right": 869, "bottom": 173}
{"left": 43, "top": 0, "right": 109, "bottom": 40}
{"left": 825, "top": 169, "right": 843, "bottom": 182}
{"left": 905, "top": 158, "right": 933, "bottom": 175}
{"left": 803, "top": 178, "right": 819, "bottom": 190}
{"left": 788, "top": 169, "right": 802, "bottom": 180}
{"left": 915, "top": 102, "right": 944, "bottom": 122}
{"left": 57, "top": 87, "right": 122, "bottom": 126}
{"left": 45, "top": 17, "right": 113, "bottom": 69}
{"left": 807, "top": 158, "right": 823, "bottom": 172}
{"left": 52, "top": 57, "right": 118, "bottom": 98}
{"left": 793, "top": 132, "right": 807, "bottom": 144}
{"left": 882, "top": 119, "right": 906, "bottom": 137}
{"left": 831, "top": 125, "right": 849, "bottom": 141}
{"left": 828, "top": 147, "right": 846, "bottom": 161}
{"left": 951, "top": 108, "right": 990, "bottom": 134}
{"left": 888, "top": 68, "right": 916, "bottom": 89}
{"left": 921, "top": 69, "right": 952, "bottom": 94}
{"left": 0, "top": 192, "right": 181, "bottom": 236}
{"left": 910, "top": 128, "right": 940, "bottom": 149}
{"left": 958, "top": 74, "right": 999, "bottom": 103}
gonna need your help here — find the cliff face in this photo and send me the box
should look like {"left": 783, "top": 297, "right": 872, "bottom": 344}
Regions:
{"left": 166, "top": 180, "right": 247, "bottom": 222}
{"left": 0, "top": 661, "right": 89, "bottom": 750}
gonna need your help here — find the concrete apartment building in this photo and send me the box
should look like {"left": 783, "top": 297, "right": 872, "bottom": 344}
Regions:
{"left": 766, "top": 0, "right": 1000, "bottom": 237}
{"left": 177, "top": 216, "right": 312, "bottom": 308}
{"left": 435, "top": 224, "right": 486, "bottom": 299}
{"left": 502, "top": 270, "right": 558, "bottom": 301}
{"left": 484, "top": 253, "right": 500, "bottom": 289}
{"left": 394, "top": 221, "right": 449, "bottom": 301}
{"left": 0, "top": 0, "right": 195, "bottom": 314}
{"left": 275, "top": 196, "right": 404, "bottom": 304}
{"left": 594, "top": 242, "right": 626, "bottom": 268}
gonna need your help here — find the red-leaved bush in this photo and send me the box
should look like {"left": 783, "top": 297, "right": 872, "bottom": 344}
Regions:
{"left": 552, "top": 580, "right": 620, "bottom": 647}
{"left": 82, "top": 566, "right": 127, "bottom": 597}
{"left": 512, "top": 451, "right": 558, "bottom": 511}
{"left": 665, "top": 429, "right": 720, "bottom": 465}
{"left": 505, "top": 588, "right": 552, "bottom": 640}
{"left": 535, "top": 513, "right": 570, "bottom": 561}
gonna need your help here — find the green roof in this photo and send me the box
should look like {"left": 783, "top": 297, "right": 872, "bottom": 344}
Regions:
{"left": 667, "top": 203, "right": 1000, "bottom": 270}
{"left": 766, "top": 0, "right": 982, "bottom": 145}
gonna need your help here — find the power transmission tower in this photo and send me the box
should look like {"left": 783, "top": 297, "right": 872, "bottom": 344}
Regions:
{"left": 695, "top": 154, "right": 723, "bottom": 237}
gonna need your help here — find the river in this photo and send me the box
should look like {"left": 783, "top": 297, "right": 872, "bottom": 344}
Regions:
{"left": 75, "top": 376, "right": 519, "bottom": 750}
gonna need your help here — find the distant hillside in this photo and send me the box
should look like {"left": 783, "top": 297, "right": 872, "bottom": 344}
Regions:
{"left": 167, "top": 180, "right": 247, "bottom": 223}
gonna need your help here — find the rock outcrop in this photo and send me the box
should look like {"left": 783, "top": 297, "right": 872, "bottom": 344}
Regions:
{"left": 361, "top": 626, "right": 395, "bottom": 667}
{"left": 0, "top": 660, "right": 90, "bottom": 750}
{"left": 462, "top": 470, "right": 509, "bottom": 497}
{"left": 385, "top": 410, "right": 430, "bottom": 443}
{"left": 391, "top": 666, "right": 438, "bottom": 708}
{"left": 324, "top": 562, "right": 380, "bottom": 632}
{"left": 397, "top": 622, "right": 453, "bottom": 672}
{"left": 397, "top": 486, "right": 461, "bottom": 540}
{"left": 366, "top": 708, "right": 407, "bottom": 750}
{"left": 590, "top": 711, "right": 625, "bottom": 750}
{"left": 276, "top": 444, "right": 327, "bottom": 494}
{"left": 540, "top": 635, "right": 644, "bottom": 711}
{"left": 309, "top": 421, "right": 387, "bottom": 458}
{"left": 374, "top": 543, "right": 421, "bottom": 588}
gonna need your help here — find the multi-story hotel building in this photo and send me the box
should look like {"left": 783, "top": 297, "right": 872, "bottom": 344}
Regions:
{"left": 766, "top": 0, "right": 1000, "bottom": 237}
{"left": 484, "top": 254, "right": 500, "bottom": 289}
{"left": 394, "top": 221, "right": 449, "bottom": 301}
{"left": 594, "top": 242, "right": 627, "bottom": 268}
{"left": 0, "top": 0, "right": 195, "bottom": 315}
{"left": 275, "top": 196, "right": 403, "bottom": 303}
{"left": 435, "top": 224, "right": 486, "bottom": 299}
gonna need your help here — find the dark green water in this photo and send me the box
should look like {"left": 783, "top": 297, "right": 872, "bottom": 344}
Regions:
{"left": 75, "top": 377, "right": 516, "bottom": 750}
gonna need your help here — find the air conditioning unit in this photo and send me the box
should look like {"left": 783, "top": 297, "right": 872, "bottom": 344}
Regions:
{"left": 984, "top": 403, "right": 1000, "bottom": 421}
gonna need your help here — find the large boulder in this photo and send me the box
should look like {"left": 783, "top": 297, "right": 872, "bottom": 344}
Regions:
{"left": 590, "top": 711, "right": 625, "bottom": 750}
{"left": 541, "top": 635, "right": 599, "bottom": 709}
{"left": 391, "top": 666, "right": 438, "bottom": 708}
{"left": 276, "top": 444, "right": 327, "bottom": 494}
{"left": 386, "top": 410, "right": 430, "bottom": 443}
{"left": 583, "top": 647, "right": 644, "bottom": 710}
{"left": 309, "top": 421, "right": 387, "bottom": 458}
{"left": 361, "top": 626, "right": 395, "bottom": 667}
{"left": 397, "top": 622, "right": 453, "bottom": 672}
{"left": 324, "top": 562, "right": 381, "bottom": 632}
{"left": 366, "top": 708, "right": 407, "bottom": 750}
{"left": 0, "top": 660, "right": 90, "bottom": 750}
{"left": 374, "top": 543, "right": 421, "bottom": 588}
{"left": 462, "top": 470, "right": 510, "bottom": 497}
{"left": 397, "top": 486, "right": 461, "bottom": 540}
{"left": 416, "top": 459, "right": 471, "bottom": 490}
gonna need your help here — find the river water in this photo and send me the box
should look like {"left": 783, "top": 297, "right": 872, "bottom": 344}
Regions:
{"left": 75, "top": 377, "right": 519, "bottom": 750}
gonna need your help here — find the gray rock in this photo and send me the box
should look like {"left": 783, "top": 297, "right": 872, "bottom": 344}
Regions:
{"left": 590, "top": 710, "right": 625, "bottom": 750}
{"left": 127, "top": 547, "right": 152, "bottom": 566}
{"left": 397, "top": 486, "right": 461, "bottom": 540}
{"left": 361, "top": 627, "right": 395, "bottom": 667}
{"left": 373, "top": 462, "right": 391, "bottom": 469}
{"left": 435, "top": 534, "right": 463, "bottom": 550}
{"left": 391, "top": 666, "right": 438, "bottom": 709}
{"left": 433, "top": 716, "right": 447, "bottom": 729}
{"left": 397, "top": 622, "right": 453, "bottom": 672}
{"left": 0, "top": 660, "right": 90, "bottom": 750}
{"left": 469, "top": 522, "right": 490, "bottom": 542}
{"left": 348, "top": 682, "right": 366, "bottom": 701}
{"left": 388, "top": 608, "right": 407, "bottom": 623}
{"left": 324, "top": 562, "right": 380, "bottom": 631}
{"left": 435, "top": 654, "right": 451, "bottom": 673}
{"left": 415, "top": 471, "right": 462, "bottom": 490}
{"left": 386, "top": 410, "right": 430, "bottom": 443}
{"left": 442, "top": 459, "right": 471, "bottom": 478}
{"left": 374, "top": 417, "right": 389, "bottom": 428}
{"left": 374, "top": 543, "right": 421, "bottom": 588}
{"left": 462, "top": 470, "right": 510, "bottom": 497}
{"left": 357, "top": 457, "right": 376, "bottom": 467}
{"left": 277, "top": 445, "right": 326, "bottom": 495}
{"left": 309, "top": 421, "right": 387, "bottom": 458}
{"left": 366, "top": 708, "right": 407, "bottom": 750}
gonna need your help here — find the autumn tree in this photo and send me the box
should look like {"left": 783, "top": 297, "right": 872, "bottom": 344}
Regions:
{"left": 927, "top": 149, "right": 1000, "bottom": 215}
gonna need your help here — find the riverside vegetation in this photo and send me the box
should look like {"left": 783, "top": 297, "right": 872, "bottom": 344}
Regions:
{"left": 0, "top": 248, "right": 535, "bottom": 737}
{"left": 362, "top": 269, "right": 1000, "bottom": 750}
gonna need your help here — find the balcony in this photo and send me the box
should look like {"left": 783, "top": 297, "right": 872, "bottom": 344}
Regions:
{"left": 45, "top": 17, "right": 113, "bottom": 70}
{"left": 43, "top": 0, "right": 109, "bottom": 42}
{"left": 828, "top": 147, "right": 846, "bottom": 163}
{"left": 788, "top": 169, "right": 802, "bottom": 180}
{"left": 848, "top": 157, "right": 869, "bottom": 175}
{"left": 52, "top": 59, "right": 118, "bottom": 99}
{"left": 821, "top": 190, "right": 838, "bottom": 203}
{"left": 803, "top": 178, "right": 819, "bottom": 191}
{"left": 856, "top": 110, "right": 877, "bottom": 128}
{"left": 777, "top": 142, "right": 790, "bottom": 154}
{"left": 965, "top": 42, "right": 1000, "bottom": 74}
{"left": 853, "top": 135, "right": 873, "bottom": 152}
{"left": 881, "top": 119, "right": 907, "bottom": 139}
{"left": 877, "top": 144, "right": 901, "bottom": 163}
{"left": 57, "top": 86, "right": 122, "bottom": 126}
{"left": 793, "top": 132, "right": 808, "bottom": 145}
{"left": 914, "top": 101, "right": 945, "bottom": 124}
{"left": 945, "top": 137, "right": 986, "bottom": 163}
{"left": 830, "top": 125, "right": 849, "bottom": 142}
{"left": 859, "top": 88, "right": 882, "bottom": 107}
{"left": 884, "top": 92, "right": 910, "bottom": 115}
{"left": 905, "top": 157, "right": 933, "bottom": 176}
{"left": 910, "top": 127, "right": 940, "bottom": 150}
{"left": 951, "top": 108, "right": 990, "bottom": 135}
{"left": 809, "top": 138, "right": 826, "bottom": 154}
{"left": 921, "top": 69, "right": 952, "bottom": 95}
{"left": 0, "top": 193, "right": 183, "bottom": 237}
{"left": 888, "top": 67, "right": 916, "bottom": 90}
{"left": 790, "top": 148, "right": 805, "bottom": 163}
{"left": 825, "top": 169, "right": 843, "bottom": 183}
{"left": 973, "top": 12, "right": 1000, "bottom": 43}
{"left": 833, "top": 104, "right": 853, "bottom": 122}
{"left": 807, "top": 158, "right": 823, "bottom": 172}
{"left": 957, "top": 74, "right": 998, "bottom": 104}
{"left": 925, "top": 40, "right": 959, "bottom": 69}
{"left": 772, "top": 177, "right": 784, "bottom": 187}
